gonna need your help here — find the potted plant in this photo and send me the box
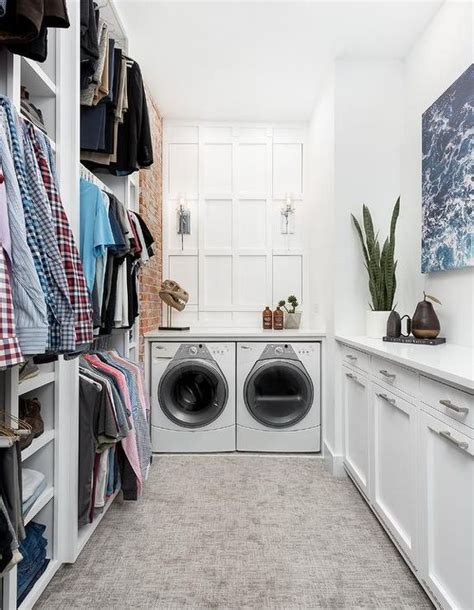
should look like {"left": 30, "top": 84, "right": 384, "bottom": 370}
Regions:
{"left": 279, "top": 296, "right": 301, "bottom": 329}
{"left": 351, "top": 198, "right": 400, "bottom": 338}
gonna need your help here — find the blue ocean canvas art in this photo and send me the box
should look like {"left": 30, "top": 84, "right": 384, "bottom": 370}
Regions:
{"left": 421, "top": 63, "right": 474, "bottom": 273}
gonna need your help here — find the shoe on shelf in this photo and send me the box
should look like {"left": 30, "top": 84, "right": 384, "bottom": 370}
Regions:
{"left": 19, "top": 398, "right": 44, "bottom": 441}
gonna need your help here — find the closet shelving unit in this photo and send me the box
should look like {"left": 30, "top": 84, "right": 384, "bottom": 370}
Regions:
{"left": 73, "top": 0, "right": 141, "bottom": 558}
{"left": 79, "top": 0, "right": 140, "bottom": 365}
{"left": 0, "top": 14, "right": 75, "bottom": 606}
{"left": 0, "top": 0, "right": 139, "bottom": 607}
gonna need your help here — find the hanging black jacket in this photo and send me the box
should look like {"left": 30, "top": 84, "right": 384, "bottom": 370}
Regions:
{"left": 109, "top": 61, "right": 154, "bottom": 175}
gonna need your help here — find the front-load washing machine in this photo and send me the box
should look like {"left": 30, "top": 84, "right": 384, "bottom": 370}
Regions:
{"left": 151, "top": 342, "right": 235, "bottom": 452}
{"left": 237, "top": 342, "right": 320, "bottom": 452}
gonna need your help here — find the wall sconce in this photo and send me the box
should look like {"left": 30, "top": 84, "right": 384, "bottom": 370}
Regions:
{"left": 177, "top": 196, "right": 191, "bottom": 249}
{"left": 280, "top": 195, "right": 295, "bottom": 234}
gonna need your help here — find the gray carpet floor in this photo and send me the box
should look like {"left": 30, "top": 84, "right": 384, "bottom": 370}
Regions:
{"left": 37, "top": 456, "right": 431, "bottom": 609}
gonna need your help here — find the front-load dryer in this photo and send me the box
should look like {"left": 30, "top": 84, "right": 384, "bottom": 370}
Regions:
{"left": 237, "top": 342, "right": 320, "bottom": 452}
{"left": 151, "top": 342, "right": 235, "bottom": 452}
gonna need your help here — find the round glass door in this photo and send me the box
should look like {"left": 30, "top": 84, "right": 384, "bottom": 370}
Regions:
{"left": 244, "top": 360, "right": 313, "bottom": 428}
{"left": 158, "top": 360, "right": 228, "bottom": 428}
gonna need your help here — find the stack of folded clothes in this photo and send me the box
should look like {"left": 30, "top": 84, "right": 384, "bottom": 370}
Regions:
{"left": 22, "top": 469, "right": 47, "bottom": 516}
{"left": 17, "top": 522, "right": 49, "bottom": 605}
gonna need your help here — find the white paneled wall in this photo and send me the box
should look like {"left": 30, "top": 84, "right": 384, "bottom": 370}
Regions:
{"left": 163, "top": 121, "right": 307, "bottom": 327}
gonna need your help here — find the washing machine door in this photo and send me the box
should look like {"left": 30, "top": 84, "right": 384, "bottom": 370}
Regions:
{"left": 158, "top": 359, "right": 228, "bottom": 428}
{"left": 244, "top": 359, "right": 313, "bottom": 428}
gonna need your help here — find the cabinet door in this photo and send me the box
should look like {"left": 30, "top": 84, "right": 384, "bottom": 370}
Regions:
{"left": 419, "top": 410, "right": 474, "bottom": 609}
{"left": 372, "top": 386, "right": 417, "bottom": 562}
{"left": 342, "top": 366, "right": 370, "bottom": 496}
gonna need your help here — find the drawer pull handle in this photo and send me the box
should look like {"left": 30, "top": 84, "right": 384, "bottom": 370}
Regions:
{"left": 377, "top": 392, "right": 396, "bottom": 406}
{"left": 439, "top": 399, "right": 469, "bottom": 415}
{"left": 379, "top": 369, "right": 396, "bottom": 379}
{"left": 345, "top": 372, "right": 365, "bottom": 386}
{"left": 438, "top": 430, "right": 469, "bottom": 451}
{"left": 345, "top": 354, "right": 357, "bottom": 360}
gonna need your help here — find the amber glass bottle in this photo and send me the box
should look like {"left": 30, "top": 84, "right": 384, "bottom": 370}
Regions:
{"left": 273, "top": 306, "right": 284, "bottom": 330}
{"left": 262, "top": 306, "right": 273, "bottom": 329}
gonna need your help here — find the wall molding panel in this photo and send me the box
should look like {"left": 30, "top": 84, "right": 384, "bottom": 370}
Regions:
{"left": 163, "top": 120, "right": 307, "bottom": 327}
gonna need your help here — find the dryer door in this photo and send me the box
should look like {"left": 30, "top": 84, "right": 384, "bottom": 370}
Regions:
{"left": 244, "top": 360, "right": 313, "bottom": 428}
{"left": 158, "top": 359, "right": 228, "bottom": 428}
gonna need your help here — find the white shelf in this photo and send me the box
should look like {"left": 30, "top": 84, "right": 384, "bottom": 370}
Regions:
{"left": 76, "top": 491, "right": 119, "bottom": 556}
{"left": 24, "top": 487, "right": 54, "bottom": 526}
{"left": 19, "top": 371, "right": 55, "bottom": 396}
{"left": 21, "top": 430, "right": 55, "bottom": 462}
{"left": 18, "top": 559, "right": 61, "bottom": 610}
{"left": 21, "top": 57, "right": 57, "bottom": 97}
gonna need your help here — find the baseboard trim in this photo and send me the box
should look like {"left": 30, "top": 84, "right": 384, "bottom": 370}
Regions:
{"left": 323, "top": 441, "right": 345, "bottom": 477}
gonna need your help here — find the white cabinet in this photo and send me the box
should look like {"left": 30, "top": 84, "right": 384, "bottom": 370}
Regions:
{"left": 371, "top": 386, "right": 417, "bottom": 563}
{"left": 342, "top": 366, "right": 370, "bottom": 497}
{"left": 418, "top": 410, "right": 474, "bottom": 610}
{"left": 338, "top": 339, "right": 474, "bottom": 609}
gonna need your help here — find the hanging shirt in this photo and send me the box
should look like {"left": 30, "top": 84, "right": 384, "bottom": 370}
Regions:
{"left": 0, "top": 165, "right": 12, "bottom": 260}
{"left": 0, "top": 116, "right": 48, "bottom": 355}
{"left": 1, "top": 98, "right": 75, "bottom": 353}
{"left": 30, "top": 126, "right": 93, "bottom": 347}
{"left": 0, "top": 248, "right": 23, "bottom": 367}
{"left": 20, "top": 119, "right": 75, "bottom": 352}
{"left": 79, "top": 179, "right": 115, "bottom": 293}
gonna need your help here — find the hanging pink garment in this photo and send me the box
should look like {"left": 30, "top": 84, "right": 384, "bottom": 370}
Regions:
{"left": 84, "top": 354, "right": 142, "bottom": 494}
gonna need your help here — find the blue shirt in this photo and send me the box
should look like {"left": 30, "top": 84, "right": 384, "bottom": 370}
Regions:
{"left": 79, "top": 179, "right": 115, "bottom": 293}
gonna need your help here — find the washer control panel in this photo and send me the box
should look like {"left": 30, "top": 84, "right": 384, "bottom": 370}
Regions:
{"left": 209, "top": 344, "right": 232, "bottom": 357}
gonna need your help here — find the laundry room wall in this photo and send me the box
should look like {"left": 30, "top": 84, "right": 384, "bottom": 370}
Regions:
{"left": 162, "top": 121, "right": 309, "bottom": 328}
{"left": 307, "top": 60, "right": 404, "bottom": 463}
{"left": 401, "top": 0, "right": 474, "bottom": 347}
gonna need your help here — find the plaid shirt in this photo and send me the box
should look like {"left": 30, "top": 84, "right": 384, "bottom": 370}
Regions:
{"left": 0, "top": 247, "right": 23, "bottom": 368}
{"left": 0, "top": 98, "right": 75, "bottom": 353}
{"left": 28, "top": 125, "right": 93, "bottom": 347}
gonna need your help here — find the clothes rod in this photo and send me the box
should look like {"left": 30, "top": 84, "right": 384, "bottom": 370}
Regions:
{"left": 80, "top": 164, "right": 114, "bottom": 195}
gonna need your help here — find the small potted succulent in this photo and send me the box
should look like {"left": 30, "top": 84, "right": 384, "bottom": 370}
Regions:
{"left": 279, "top": 296, "right": 301, "bottom": 329}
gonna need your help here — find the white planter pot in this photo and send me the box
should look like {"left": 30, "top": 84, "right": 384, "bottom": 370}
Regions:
{"left": 366, "top": 311, "right": 389, "bottom": 339}
{"left": 284, "top": 312, "right": 302, "bottom": 329}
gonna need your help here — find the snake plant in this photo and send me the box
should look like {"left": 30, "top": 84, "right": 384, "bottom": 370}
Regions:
{"left": 351, "top": 198, "right": 400, "bottom": 311}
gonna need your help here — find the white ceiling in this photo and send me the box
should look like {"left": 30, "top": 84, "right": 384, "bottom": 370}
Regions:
{"left": 116, "top": 0, "right": 443, "bottom": 121}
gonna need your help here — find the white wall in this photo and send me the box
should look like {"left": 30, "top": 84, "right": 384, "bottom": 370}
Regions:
{"left": 162, "top": 121, "right": 308, "bottom": 327}
{"left": 401, "top": 0, "right": 474, "bottom": 347}
{"left": 307, "top": 62, "right": 403, "bottom": 457}
{"left": 307, "top": 72, "right": 337, "bottom": 453}
{"left": 334, "top": 60, "right": 404, "bottom": 336}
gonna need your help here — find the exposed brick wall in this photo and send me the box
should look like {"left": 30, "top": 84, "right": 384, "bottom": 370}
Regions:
{"left": 138, "top": 87, "right": 162, "bottom": 361}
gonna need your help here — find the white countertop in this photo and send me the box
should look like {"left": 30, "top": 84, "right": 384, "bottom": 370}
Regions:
{"left": 144, "top": 327, "right": 325, "bottom": 341}
{"left": 336, "top": 335, "right": 474, "bottom": 391}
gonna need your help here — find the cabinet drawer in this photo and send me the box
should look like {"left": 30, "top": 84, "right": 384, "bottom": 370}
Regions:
{"left": 419, "top": 411, "right": 474, "bottom": 610}
{"left": 371, "top": 385, "right": 417, "bottom": 560}
{"left": 341, "top": 346, "right": 370, "bottom": 372}
{"left": 420, "top": 375, "right": 474, "bottom": 430}
{"left": 371, "top": 356, "right": 419, "bottom": 398}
